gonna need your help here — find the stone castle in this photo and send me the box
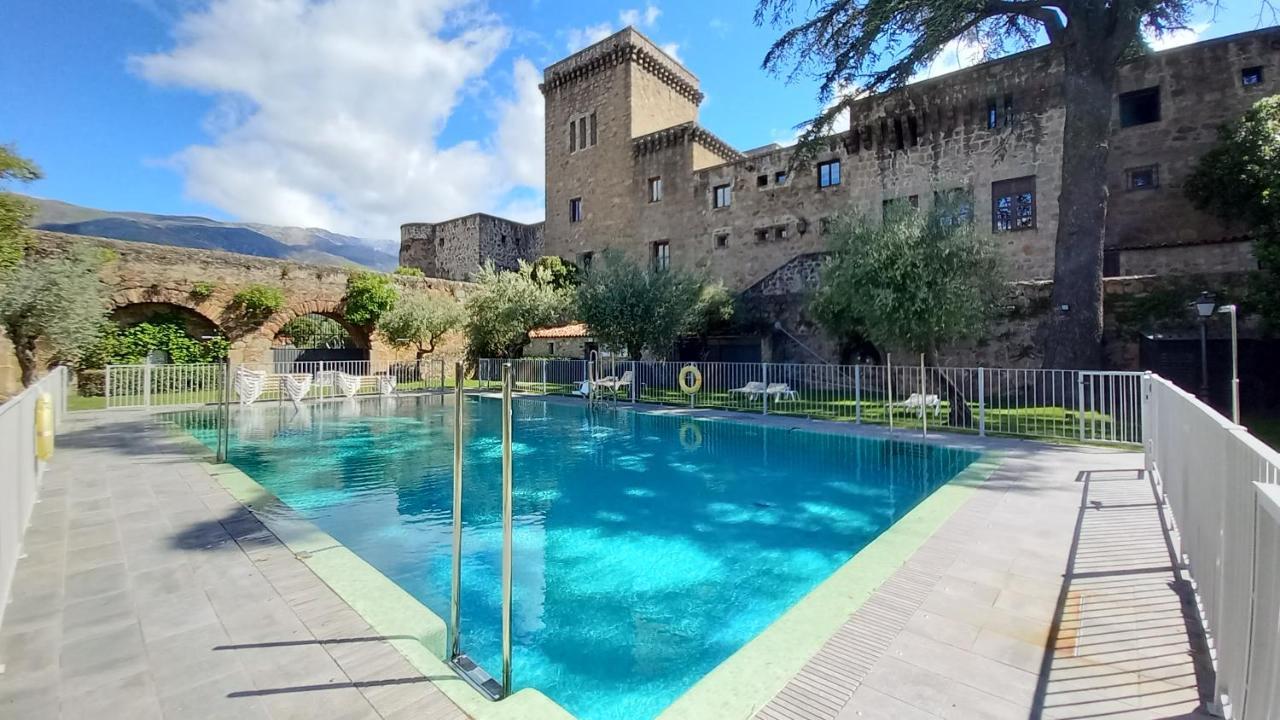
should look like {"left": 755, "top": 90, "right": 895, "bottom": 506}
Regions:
{"left": 400, "top": 26, "right": 1278, "bottom": 362}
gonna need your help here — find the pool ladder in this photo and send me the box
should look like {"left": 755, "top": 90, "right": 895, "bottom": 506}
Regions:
{"left": 447, "top": 360, "right": 515, "bottom": 700}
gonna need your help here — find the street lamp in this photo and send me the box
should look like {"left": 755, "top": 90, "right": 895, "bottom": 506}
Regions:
{"left": 1193, "top": 291, "right": 1216, "bottom": 401}
{"left": 1218, "top": 303, "right": 1240, "bottom": 424}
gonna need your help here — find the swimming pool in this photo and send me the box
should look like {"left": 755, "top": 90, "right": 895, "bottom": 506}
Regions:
{"left": 169, "top": 395, "right": 981, "bottom": 720}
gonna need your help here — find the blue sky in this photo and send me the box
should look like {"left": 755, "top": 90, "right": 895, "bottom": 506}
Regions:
{"left": 0, "top": 0, "right": 1269, "bottom": 242}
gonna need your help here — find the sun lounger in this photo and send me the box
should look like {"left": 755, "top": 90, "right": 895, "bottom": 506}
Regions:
{"left": 896, "top": 392, "right": 942, "bottom": 418}
{"left": 728, "top": 381, "right": 768, "bottom": 401}
{"left": 765, "top": 383, "right": 797, "bottom": 401}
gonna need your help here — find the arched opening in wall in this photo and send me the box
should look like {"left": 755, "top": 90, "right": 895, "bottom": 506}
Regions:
{"left": 106, "top": 303, "right": 228, "bottom": 365}
{"left": 272, "top": 312, "right": 370, "bottom": 368}
{"left": 839, "top": 335, "right": 882, "bottom": 366}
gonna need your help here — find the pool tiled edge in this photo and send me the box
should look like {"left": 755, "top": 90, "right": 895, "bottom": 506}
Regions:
{"left": 199, "top": 459, "right": 575, "bottom": 720}
{"left": 658, "top": 452, "right": 1005, "bottom": 720}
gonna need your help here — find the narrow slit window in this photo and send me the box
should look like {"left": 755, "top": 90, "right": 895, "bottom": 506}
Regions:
{"left": 569, "top": 197, "right": 583, "bottom": 223}
{"left": 589, "top": 112, "right": 597, "bottom": 146}
{"left": 893, "top": 117, "right": 905, "bottom": 150}
{"left": 569, "top": 120, "right": 577, "bottom": 152}
{"left": 907, "top": 116, "right": 919, "bottom": 146}
{"left": 987, "top": 98, "right": 999, "bottom": 129}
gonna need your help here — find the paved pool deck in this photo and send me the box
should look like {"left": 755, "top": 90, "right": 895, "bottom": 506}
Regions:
{"left": 0, "top": 401, "right": 1215, "bottom": 719}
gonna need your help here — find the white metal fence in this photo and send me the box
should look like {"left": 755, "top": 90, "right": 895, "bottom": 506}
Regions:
{"left": 101, "top": 359, "right": 451, "bottom": 409}
{"left": 0, "top": 366, "right": 67, "bottom": 628}
{"left": 479, "top": 358, "right": 1145, "bottom": 444}
{"left": 1144, "top": 375, "right": 1280, "bottom": 719}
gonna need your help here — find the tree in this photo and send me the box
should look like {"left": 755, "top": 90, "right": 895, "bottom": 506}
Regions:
{"left": 811, "top": 201, "right": 1003, "bottom": 423}
{"left": 378, "top": 291, "right": 466, "bottom": 359}
{"left": 1186, "top": 94, "right": 1280, "bottom": 325}
{"left": 756, "top": 0, "right": 1196, "bottom": 369}
{"left": 0, "top": 245, "right": 109, "bottom": 385}
{"left": 344, "top": 271, "right": 399, "bottom": 326}
{"left": 575, "top": 252, "right": 706, "bottom": 360}
{"left": 530, "top": 255, "right": 582, "bottom": 290}
{"left": 0, "top": 145, "right": 42, "bottom": 274}
{"left": 464, "top": 261, "right": 572, "bottom": 358}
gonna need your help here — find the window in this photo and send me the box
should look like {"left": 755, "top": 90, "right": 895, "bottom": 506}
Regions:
{"left": 774, "top": 225, "right": 788, "bottom": 242}
{"left": 1103, "top": 250, "right": 1121, "bottom": 278}
{"left": 986, "top": 98, "right": 999, "bottom": 129}
{"left": 775, "top": 170, "right": 787, "bottom": 185}
{"left": 714, "top": 233, "right": 729, "bottom": 249}
{"left": 569, "top": 197, "right": 583, "bottom": 223}
{"left": 579, "top": 251, "right": 594, "bottom": 270}
{"left": 757, "top": 174, "right": 769, "bottom": 188}
{"left": 907, "top": 116, "right": 919, "bottom": 146}
{"left": 992, "top": 176, "right": 1036, "bottom": 232}
{"left": 754, "top": 228, "right": 769, "bottom": 243}
{"left": 934, "top": 188, "right": 974, "bottom": 226}
{"left": 648, "top": 177, "right": 663, "bottom": 203}
{"left": 1125, "top": 165, "right": 1159, "bottom": 191}
{"left": 818, "top": 159, "right": 841, "bottom": 188}
{"left": 569, "top": 112, "right": 598, "bottom": 153}
{"left": 1243, "top": 66, "right": 1264, "bottom": 86}
{"left": 1003, "top": 94, "right": 1014, "bottom": 126}
{"left": 1119, "top": 87, "right": 1161, "bottom": 127}
{"left": 548, "top": 342, "right": 556, "bottom": 355}
{"left": 713, "top": 183, "right": 732, "bottom": 208}
{"left": 651, "top": 241, "right": 670, "bottom": 272}
{"left": 882, "top": 195, "right": 919, "bottom": 217}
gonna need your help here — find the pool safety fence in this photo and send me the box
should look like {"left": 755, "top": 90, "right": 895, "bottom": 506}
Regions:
{"left": 479, "top": 358, "right": 1146, "bottom": 445}
{"left": 0, "top": 366, "right": 68, "bottom": 628}
{"left": 100, "top": 359, "right": 452, "bottom": 409}
{"left": 1144, "top": 375, "right": 1280, "bottom": 719}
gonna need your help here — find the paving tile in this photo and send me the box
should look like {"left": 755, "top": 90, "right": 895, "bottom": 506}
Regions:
{"left": 834, "top": 685, "right": 941, "bottom": 720}
{"left": 64, "top": 562, "right": 129, "bottom": 601}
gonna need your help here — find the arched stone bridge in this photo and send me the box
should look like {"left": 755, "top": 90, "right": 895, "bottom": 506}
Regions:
{"left": 36, "top": 231, "right": 471, "bottom": 366}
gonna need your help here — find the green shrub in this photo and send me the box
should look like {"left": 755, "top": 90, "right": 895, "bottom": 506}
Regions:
{"left": 231, "top": 284, "right": 285, "bottom": 322}
{"left": 81, "top": 313, "right": 230, "bottom": 368}
{"left": 344, "top": 271, "right": 398, "bottom": 326}
{"left": 76, "top": 368, "right": 105, "bottom": 397}
{"left": 189, "top": 281, "right": 216, "bottom": 300}
{"left": 393, "top": 266, "right": 425, "bottom": 277}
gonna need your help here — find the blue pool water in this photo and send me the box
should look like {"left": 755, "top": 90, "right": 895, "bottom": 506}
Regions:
{"left": 168, "top": 396, "right": 979, "bottom": 720}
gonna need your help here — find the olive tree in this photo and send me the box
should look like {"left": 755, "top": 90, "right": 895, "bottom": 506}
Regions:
{"left": 464, "top": 261, "right": 572, "bottom": 358}
{"left": 0, "top": 245, "right": 110, "bottom": 385}
{"left": 378, "top": 291, "right": 466, "bottom": 359}
{"left": 0, "top": 145, "right": 42, "bottom": 274}
{"left": 1186, "top": 94, "right": 1280, "bottom": 326}
{"left": 811, "top": 200, "right": 1003, "bottom": 423}
{"left": 575, "top": 252, "right": 711, "bottom": 361}
{"left": 757, "top": 0, "right": 1198, "bottom": 369}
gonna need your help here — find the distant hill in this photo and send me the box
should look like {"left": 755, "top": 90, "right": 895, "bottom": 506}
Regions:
{"left": 17, "top": 195, "right": 399, "bottom": 270}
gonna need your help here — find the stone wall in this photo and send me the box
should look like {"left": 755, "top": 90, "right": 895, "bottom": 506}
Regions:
{"left": 0, "top": 231, "right": 474, "bottom": 392}
{"left": 398, "top": 215, "right": 542, "bottom": 281}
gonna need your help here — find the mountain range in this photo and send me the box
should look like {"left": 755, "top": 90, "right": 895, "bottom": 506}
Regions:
{"left": 18, "top": 194, "right": 399, "bottom": 270}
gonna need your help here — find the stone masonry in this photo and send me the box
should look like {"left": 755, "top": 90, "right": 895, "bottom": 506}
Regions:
{"left": 399, "top": 213, "right": 543, "bottom": 281}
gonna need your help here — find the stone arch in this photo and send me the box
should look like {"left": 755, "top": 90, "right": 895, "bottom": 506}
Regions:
{"left": 234, "top": 299, "right": 374, "bottom": 365}
{"left": 108, "top": 287, "right": 228, "bottom": 338}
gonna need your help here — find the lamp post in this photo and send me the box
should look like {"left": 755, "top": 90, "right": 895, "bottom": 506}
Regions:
{"left": 1193, "top": 291, "right": 1217, "bottom": 401}
{"left": 1218, "top": 303, "right": 1240, "bottom": 424}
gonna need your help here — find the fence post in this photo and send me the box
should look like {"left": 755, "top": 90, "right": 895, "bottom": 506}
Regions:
{"left": 1077, "top": 372, "right": 1086, "bottom": 441}
{"left": 542, "top": 360, "right": 547, "bottom": 395}
{"left": 631, "top": 361, "right": 638, "bottom": 403}
{"left": 854, "top": 365, "right": 862, "bottom": 424}
{"left": 919, "top": 354, "right": 927, "bottom": 438}
{"left": 978, "top": 367, "right": 986, "bottom": 437}
{"left": 143, "top": 363, "right": 152, "bottom": 409}
{"left": 105, "top": 366, "right": 112, "bottom": 409}
{"left": 762, "top": 362, "right": 769, "bottom": 416}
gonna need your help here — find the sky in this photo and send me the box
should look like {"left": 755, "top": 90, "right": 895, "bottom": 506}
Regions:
{"left": 0, "top": 0, "right": 1271, "bottom": 244}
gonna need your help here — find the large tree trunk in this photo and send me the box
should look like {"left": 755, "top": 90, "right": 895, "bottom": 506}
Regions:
{"left": 1041, "top": 45, "right": 1118, "bottom": 370}
{"left": 925, "top": 349, "right": 973, "bottom": 427}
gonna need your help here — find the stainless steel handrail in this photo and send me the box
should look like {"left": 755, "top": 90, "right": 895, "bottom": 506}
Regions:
{"left": 449, "top": 360, "right": 464, "bottom": 661}
{"left": 500, "top": 362, "right": 515, "bottom": 697}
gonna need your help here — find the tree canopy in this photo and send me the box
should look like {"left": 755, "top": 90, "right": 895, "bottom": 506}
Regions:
{"left": 811, "top": 199, "right": 1003, "bottom": 360}
{"left": 0, "top": 245, "right": 109, "bottom": 385}
{"left": 1186, "top": 94, "right": 1280, "bottom": 325}
{"left": 530, "top": 255, "right": 582, "bottom": 290}
{"left": 0, "top": 145, "right": 42, "bottom": 274}
{"left": 575, "top": 252, "right": 709, "bottom": 360}
{"left": 378, "top": 291, "right": 466, "bottom": 359}
{"left": 344, "top": 271, "right": 399, "bottom": 327}
{"left": 464, "top": 261, "right": 572, "bottom": 359}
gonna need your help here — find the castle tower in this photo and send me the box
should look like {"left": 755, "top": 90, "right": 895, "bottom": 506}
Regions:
{"left": 539, "top": 28, "right": 704, "bottom": 266}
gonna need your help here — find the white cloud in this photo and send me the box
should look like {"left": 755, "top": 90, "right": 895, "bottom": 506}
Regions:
{"left": 1145, "top": 22, "right": 1209, "bottom": 51}
{"left": 132, "top": 0, "right": 546, "bottom": 239}
{"left": 566, "top": 2, "right": 667, "bottom": 53}
{"left": 660, "top": 42, "right": 681, "bottom": 61}
{"left": 912, "top": 37, "right": 987, "bottom": 82}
